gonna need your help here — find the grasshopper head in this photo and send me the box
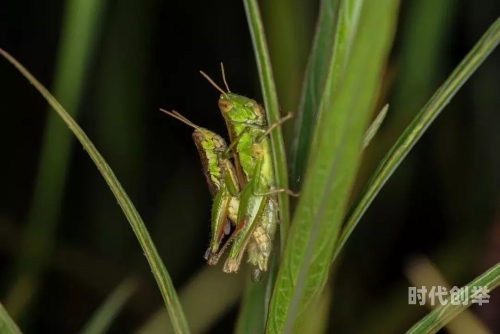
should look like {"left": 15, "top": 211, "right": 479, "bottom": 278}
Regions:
{"left": 199, "top": 67, "right": 266, "bottom": 127}
{"left": 161, "top": 109, "right": 227, "bottom": 156}
{"left": 192, "top": 128, "right": 227, "bottom": 153}
{"left": 218, "top": 93, "right": 266, "bottom": 127}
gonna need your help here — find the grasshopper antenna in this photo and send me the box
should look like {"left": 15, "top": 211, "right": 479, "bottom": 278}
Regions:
{"left": 220, "top": 62, "right": 231, "bottom": 92}
{"left": 160, "top": 108, "right": 200, "bottom": 130}
{"left": 200, "top": 70, "right": 227, "bottom": 96}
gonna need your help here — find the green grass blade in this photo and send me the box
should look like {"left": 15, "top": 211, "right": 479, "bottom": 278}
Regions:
{"left": 266, "top": 1, "right": 400, "bottom": 332}
{"left": 0, "top": 50, "right": 190, "bottom": 334}
{"left": 406, "top": 262, "right": 500, "bottom": 334}
{"left": 80, "top": 277, "right": 138, "bottom": 334}
{"left": 138, "top": 266, "right": 244, "bottom": 334}
{"left": 90, "top": 0, "right": 150, "bottom": 258}
{"left": 5, "top": 0, "right": 103, "bottom": 319}
{"left": 290, "top": 0, "right": 338, "bottom": 187}
{"left": 290, "top": 0, "right": 363, "bottom": 190}
{"left": 243, "top": 0, "right": 291, "bottom": 246}
{"left": 235, "top": 253, "right": 279, "bottom": 334}
{"left": 296, "top": 280, "right": 331, "bottom": 334}
{"left": 235, "top": 279, "right": 267, "bottom": 334}
{"left": 363, "top": 104, "right": 389, "bottom": 149}
{"left": 334, "top": 17, "right": 500, "bottom": 261}
{"left": 240, "top": 1, "right": 293, "bottom": 328}
{"left": 405, "top": 257, "right": 491, "bottom": 334}
{"left": 261, "top": 0, "right": 312, "bottom": 118}
{"left": 0, "top": 303, "right": 22, "bottom": 334}
{"left": 391, "top": 0, "right": 459, "bottom": 125}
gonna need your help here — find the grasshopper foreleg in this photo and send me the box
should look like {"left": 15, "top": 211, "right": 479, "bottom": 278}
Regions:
{"left": 256, "top": 112, "right": 294, "bottom": 143}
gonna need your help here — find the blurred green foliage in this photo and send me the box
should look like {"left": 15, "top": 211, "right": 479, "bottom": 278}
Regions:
{"left": 0, "top": 0, "right": 500, "bottom": 333}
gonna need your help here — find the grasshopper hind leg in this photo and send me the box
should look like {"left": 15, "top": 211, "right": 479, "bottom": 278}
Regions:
{"left": 204, "top": 218, "right": 231, "bottom": 262}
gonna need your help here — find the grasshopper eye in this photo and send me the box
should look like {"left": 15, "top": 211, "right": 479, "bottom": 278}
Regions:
{"left": 252, "top": 104, "right": 264, "bottom": 117}
{"left": 218, "top": 100, "right": 233, "bottom": 113}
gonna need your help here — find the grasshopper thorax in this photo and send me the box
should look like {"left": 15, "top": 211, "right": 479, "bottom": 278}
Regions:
{"left": 192, "top": 129, "right": 227, "bottom": 153}
{"left": 191, "top": 129, "right": 228, "bottom": 194}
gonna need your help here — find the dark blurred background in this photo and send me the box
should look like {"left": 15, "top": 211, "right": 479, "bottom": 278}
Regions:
{"left": 1, "top": 0, "right": 500, "bottom": 333}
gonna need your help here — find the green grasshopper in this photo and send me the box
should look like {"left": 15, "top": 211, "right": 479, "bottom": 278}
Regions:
{"left": 160, "top": 109, "right": 272, "bottom": 281}
{"left": 200, "top": 66, "right": 297, "bottom": 278}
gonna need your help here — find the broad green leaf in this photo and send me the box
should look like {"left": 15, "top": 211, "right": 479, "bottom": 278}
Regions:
{"left": 290, "top": 0, "right": 363, "bottom": 191}
{"left": 297, "top": 280, "right": 332, "bottom": 334}
{"left": 80, "top": 277, "right": 138, "bottom": 334}
{"left": 243, "top": 0, "right": 291, "bottom": 246}
{"left": 407, "top": 262, "right": 500, "bottom": 334}
{"left": 0, "top": 303, "right": 22, "bottom": 334}
{"left": 267, "top": 1, "right": 400, "bottom": 333}
{"left": 0, "top": 50, "right": 190, "bottom": 334}
{"left": 5, "top": 0, "right": 104, "bottom": 319}
{"left": 334, "top": 17, "right": 500, "bottom": 261}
